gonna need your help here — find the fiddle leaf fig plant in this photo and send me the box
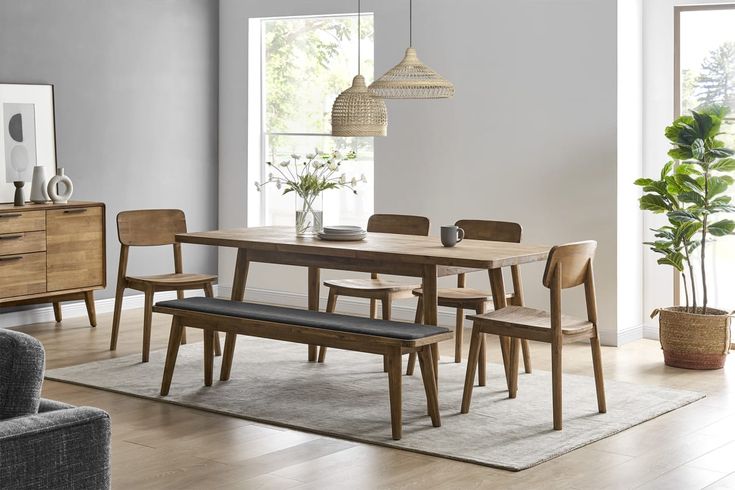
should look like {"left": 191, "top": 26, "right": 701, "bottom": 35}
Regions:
{"left": 635, "top": 106, "right": 735, "bottom": 314}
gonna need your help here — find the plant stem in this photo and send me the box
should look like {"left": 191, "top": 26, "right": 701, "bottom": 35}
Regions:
{"left": 683, "top": 240, "right": 697, "bottom": 313}
{"left": 681, "top": 272, "right": 689, "bottom": 311}
{"left": 701, "top": 167, "right": 709, "bottom": 314}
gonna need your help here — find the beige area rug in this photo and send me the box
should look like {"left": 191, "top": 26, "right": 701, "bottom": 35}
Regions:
{"left": 46, "top": 338, "right": 703, "bottom": 471}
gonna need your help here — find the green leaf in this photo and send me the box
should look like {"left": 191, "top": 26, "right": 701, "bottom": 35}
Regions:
{"left": 675, "top": 163, "right": 702, "bottom": 175}
{"left": 691, "top": 138, "right": 706, "bottom": 160}
{"left": 668, "top": 210, "right": 698, "bottom": 223}
{"left": 639, "top": 194, "right": 670, "bottom": 213}
{"left": 634, "top": 178, "right": 654, "bottom": 187}
{"left": 706, "top": 176, "right": 731, "bottom": 199}
{"left": 661, "top": 160, "right": 675, "bottom": 179}
{"left": 708, "top": 219, "right": 735, "bottom": 236}
{"left": 710, "top": 148, "right": 735, "bottom": 158}
{"left": 710, "top": 158, "right": 735, "bottom": 172}
{"left": 674, "top": 174, "right": 703, "bottom": 193}
{"left": 692, "top": 111, "right": 714, "bottom": 139}
{"left": 678, "top": 191, "right": 705, "bottom": 206}
{"left": 668, "top": 147, "right": 693, "bottom": 160}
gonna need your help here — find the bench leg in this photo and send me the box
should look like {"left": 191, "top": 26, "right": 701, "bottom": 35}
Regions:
{"left": 477, "top": 303, "right": 487, "bottom": 387}
{"left": 161, "top": 317, "right": 184, "bottom": 396}
{"left": 386, "top": 348, "right": 403, "bottom": 440}
{"left": 318, "top": 289, "right": 337, "bottom": 363}
{"left": 204, "top": 283, "right": 221, "bottom": 357}
{"left": 461, "top": 323, "right": 482, "bottom": 414}
{"left": 417, "top": 346, "right": 441, "bottom": 427}
{"left": 203, "top": 330, "right": 214, "bottom": 387}
{"left": 382, "top": 296, "right": 392, "bottom": 373}
{"left": 406, "top": 297, "right": 423, "bottom": 376}
{"left": 307, "top": 266, "right": 320, "bottom": 362}
{"left": 508, "top": 337, "right": 520, "bottom": 398}
{"left": 220, "top": 333, "right": 237, "bottom": 381}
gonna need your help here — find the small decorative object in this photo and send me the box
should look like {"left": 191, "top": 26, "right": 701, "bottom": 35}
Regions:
{"left": 47, "top": 168, "right": 73, "bottom": 204}
{"left": 255, "top": 149, "right": 367, "bottom": 237}
{"left": 0, "top": 84, "right": 57, "bottom": 204}
{"left": 13, "top": 181, "right": 25, "bottom": 206}
{"left": 30, "top": 165, "right": 49, "bottom": 203}
{"left": 635, "top": 106, "right": 735, "bottom": 369}
{"left": 369, "top": 0, "right": 454, "bottom": 99}
{"left": 440, "top": 225, "right": 465, "bottom": 247}
{"left": 330, "top": 0, "right": 388, "bottom": 137}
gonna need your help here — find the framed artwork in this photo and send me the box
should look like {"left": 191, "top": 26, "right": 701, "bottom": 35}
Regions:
{"left": 0, "top": 83, "right": 57, "bottom": 203}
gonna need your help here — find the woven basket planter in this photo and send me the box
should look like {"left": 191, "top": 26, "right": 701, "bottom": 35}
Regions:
{"left": 656, "top": 307, "right": 731, "bottom": 370}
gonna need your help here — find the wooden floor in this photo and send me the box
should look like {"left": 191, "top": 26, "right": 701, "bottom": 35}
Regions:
{"left": 13, "top": 307, "right": 735, "bottom": 489}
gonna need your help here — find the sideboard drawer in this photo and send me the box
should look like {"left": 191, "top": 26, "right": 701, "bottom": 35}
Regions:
{"left": 0, "top": 211, "right": 46, "bottom": 234}
{"left": 0, "top": 231, "right": 46, "bottom": 256}
{"left": 0, "top": 252, "right": 46, "bottom": 299}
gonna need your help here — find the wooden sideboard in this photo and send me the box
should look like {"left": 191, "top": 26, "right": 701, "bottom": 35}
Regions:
{"left": 0, "top": 201, "right": 106, "bottom": 326}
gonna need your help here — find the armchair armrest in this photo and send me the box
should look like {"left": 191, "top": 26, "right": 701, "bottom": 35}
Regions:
{"left": 0, "top": 400, "right": 110, "bottom": 489}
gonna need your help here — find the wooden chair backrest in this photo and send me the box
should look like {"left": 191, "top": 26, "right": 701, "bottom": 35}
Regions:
{"left": 454, "top": 219, "right": 522, "bottom": 243}
{"left": 367, "top": 214, "right": 430, "bottom": 236}
{"left": 543, "top": 241, "right": 597, "bottom": 290}
{"left": 117, "top": 209, "right": 187, "bottom": 246}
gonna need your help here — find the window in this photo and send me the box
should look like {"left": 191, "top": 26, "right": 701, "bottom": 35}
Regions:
{"left": 675, "top": 5, "right": 735, "bottom": 308}
{"left": 248, "top": 13, "right": 375, "bottom": 227}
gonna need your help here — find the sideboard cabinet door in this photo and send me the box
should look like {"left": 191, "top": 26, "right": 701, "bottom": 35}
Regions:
{"left": 46, "top": 207, "right": 105, "bottom": 292}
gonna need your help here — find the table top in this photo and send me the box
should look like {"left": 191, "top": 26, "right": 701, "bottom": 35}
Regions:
{"left": 178, "top": 226, "right": 550, "bottom": 269}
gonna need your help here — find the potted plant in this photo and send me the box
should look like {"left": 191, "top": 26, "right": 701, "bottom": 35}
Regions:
{"left": 255, "top": 149, "right": 367, "bottom": 237}
{"left": 635, "top": 106, "right": 735, "bottom": 369}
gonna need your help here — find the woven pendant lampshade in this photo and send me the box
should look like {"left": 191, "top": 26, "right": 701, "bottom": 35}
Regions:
{"left": 368, "top": 47, "right": 454, "bottom": 99}
{"left": 331, "top": 74, "right": 387, "bottom": 136}
{"left": 369, "top": 0, "right": 454, "bottom": 99}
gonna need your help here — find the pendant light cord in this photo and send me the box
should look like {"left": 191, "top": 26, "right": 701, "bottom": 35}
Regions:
{"left": 358, "top": 0, "right": 361, "bottom": 75}
{"left": 409, "top": 0, "right": 413, "bottom": 47}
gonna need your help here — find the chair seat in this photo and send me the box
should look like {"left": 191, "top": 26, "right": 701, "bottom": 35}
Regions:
{"left": 324, "top": 278, "right": 420, "bottom": 293}
{"left": 127, "top": 273, "right": 217, "bottom": 287}
{"left": 468, "top": 305, "right": 593, "bottom": 336}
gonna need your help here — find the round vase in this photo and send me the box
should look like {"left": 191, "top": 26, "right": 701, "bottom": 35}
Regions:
{"left": 30, "top": 165, "right": 50, "bottom": 203}
{"left": 47, "top": 168, "right": 74, "bottom": 204}
{"left": 295, "top": 192, "right": 323, "bottom": 237}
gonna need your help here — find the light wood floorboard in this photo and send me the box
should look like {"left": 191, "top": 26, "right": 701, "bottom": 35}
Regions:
{"left": 11, "top": 308, "right": 735, "bottom": 489}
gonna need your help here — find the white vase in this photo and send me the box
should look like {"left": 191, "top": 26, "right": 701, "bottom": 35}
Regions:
{"left": 30, "top": 165, "right": 50, "bottom": 203}
{"left": 47, "top": 168, "right": 74, "bottom": 204}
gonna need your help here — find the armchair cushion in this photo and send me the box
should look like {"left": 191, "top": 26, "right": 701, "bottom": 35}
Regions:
{"left": 0, "top": 330, "right": 44, "bottom": 419}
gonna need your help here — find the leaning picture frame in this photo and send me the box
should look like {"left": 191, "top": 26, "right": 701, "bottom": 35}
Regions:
{"left": 0, "top": 83, "right": 57, "bottom": 204}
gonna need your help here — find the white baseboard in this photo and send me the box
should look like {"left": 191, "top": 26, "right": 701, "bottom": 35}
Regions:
{"left": 616, "top": 324, "right": 643, "bottom": 345}
{"left": 643, "top": 324, "right": 659, "bottom": 340}
{"left": 218, "top": 285, "right": 461, "bottom": 326}
{"left": 0, "top": 286, "right": 219, "bottom": 330}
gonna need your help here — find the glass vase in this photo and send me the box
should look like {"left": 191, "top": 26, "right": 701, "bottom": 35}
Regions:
{"left": 295, "top": 191, "right": 323, "bottom": 237}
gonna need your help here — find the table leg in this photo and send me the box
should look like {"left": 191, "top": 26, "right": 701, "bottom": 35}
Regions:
{"left": 489, "top": 268, "right": 514, "bottom": 390}
{"left": 422, "top": 264, "right": 439, "bottom": 383}
{"left": 307, "top": 266, "right": 320, "bottom": 362}
{"left": 220, "top": 248, "right": 249, "bottom": 381}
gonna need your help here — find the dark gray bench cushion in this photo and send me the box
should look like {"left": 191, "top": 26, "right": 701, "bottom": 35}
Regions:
{"left": 156, "top": 297, "right": 450, "bottom": 340}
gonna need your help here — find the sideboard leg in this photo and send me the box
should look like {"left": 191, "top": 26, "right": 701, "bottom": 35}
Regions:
{"left": 52, "top": 302, "right": 62, "bottom": 323}
{"left": 84, "top": 291, "right": 97, "bottom": 327}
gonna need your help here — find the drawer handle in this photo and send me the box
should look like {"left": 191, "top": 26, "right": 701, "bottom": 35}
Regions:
{"left": 0, "top": 213, "right": 22, "bottom": 219}
{"left": 0, "top": 234, "right": 22, "bottom": 240}
{"left": 0, "top": 255, "right": 23, "bottom": 262}
{"left": 63, "top": 209, "right": 88, "bottom": 214}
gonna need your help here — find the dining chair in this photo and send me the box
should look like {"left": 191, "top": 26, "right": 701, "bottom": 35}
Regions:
{"left": 460, "top": 240, "right": 606, "bottom": 430}
{"left": 109, "top": 209, "right": 220, "bottom": 362}
{"left": 407, "top": 220, "right": 532, "bottom": 383}
{"left": 318, "top": 214, "right": 430, "bottom": 364}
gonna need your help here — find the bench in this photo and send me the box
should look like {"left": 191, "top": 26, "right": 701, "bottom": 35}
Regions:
{"left": 152, "top": 297, "right": 453, "bottom": 440}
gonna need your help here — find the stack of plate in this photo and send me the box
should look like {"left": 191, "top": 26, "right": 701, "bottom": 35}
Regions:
{"left": 317, "top": 225, "right": 367, "bottom": 241}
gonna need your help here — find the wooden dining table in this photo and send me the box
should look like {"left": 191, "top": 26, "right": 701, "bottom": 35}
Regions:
{"left": 176, "top": 226, "right": 550, "bottom": 381}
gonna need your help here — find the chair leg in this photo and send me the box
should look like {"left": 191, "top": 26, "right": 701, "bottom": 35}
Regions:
{"left": 382, "top": 296, "right": 392, "bottom": 372}
{"left": 386, "top": 347, "right": 403, "bottom": 440}
{"left": 203, "top": 330, "right": 214, "bottom": 387}
{"left": 84, "top": 291, "right": 97, "bottom": 327}
{"left": 142, "top": 289, "right": 154, "bottom": 363}
{"left": 176, "top": 289, "right": 187, "bottom": 345}
{"left": 160, "top": 317, "right": 184, "bottom": 396}
{"left": 454, "top": 307, "right": 463, "bottom": 363}
{"left": 591, "top": 336, "right": 607, "bottom": 413}
{"left": 369, "top": 298, "right": 377, "bottom": 319}
{"left": 318, "top": 289, "right": 338, "bottom": 363}
{"left": 552, "top": 338, "right": 563, "bottom": 430}
{"left": 522, "top": 339, "right": 532, "bottom": 373}
{"left": 110, "top": 286, "right": 125, "bottom": 350}
{"left": 417, "top": 346, "right": 440, "bottom": 427}
{"left": 406, "top": 297, "right": 423, "bottom": 376}
{"left": 53, "top": 302, "right": 62, "bottom": 323}
{"left": 508, "top": 338, "right": 520, "bottom": 398}
{"left": 204, "top": 283, "right": 221, "bottom": 357}
{"left": 461, "top": 324, "right": 483, "bottom": 414}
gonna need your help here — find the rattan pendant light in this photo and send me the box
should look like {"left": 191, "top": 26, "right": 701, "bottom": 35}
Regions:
{"left": 369, "top": 0, "right": 454, "bottom": 99}
{"left": 331, "top": 0, "right": 387, "bottom": 137}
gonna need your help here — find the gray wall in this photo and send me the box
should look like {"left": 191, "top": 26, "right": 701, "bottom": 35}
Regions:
{"left": 0, "top": 0, "right": 219, "bottom": 299}
{"left": 219, "top": 0, "right": 622, "bottom": 344}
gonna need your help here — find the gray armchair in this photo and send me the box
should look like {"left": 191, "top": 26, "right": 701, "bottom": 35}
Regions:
{"left": 0, "top": 329, "right": 111, "bottom": 489}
